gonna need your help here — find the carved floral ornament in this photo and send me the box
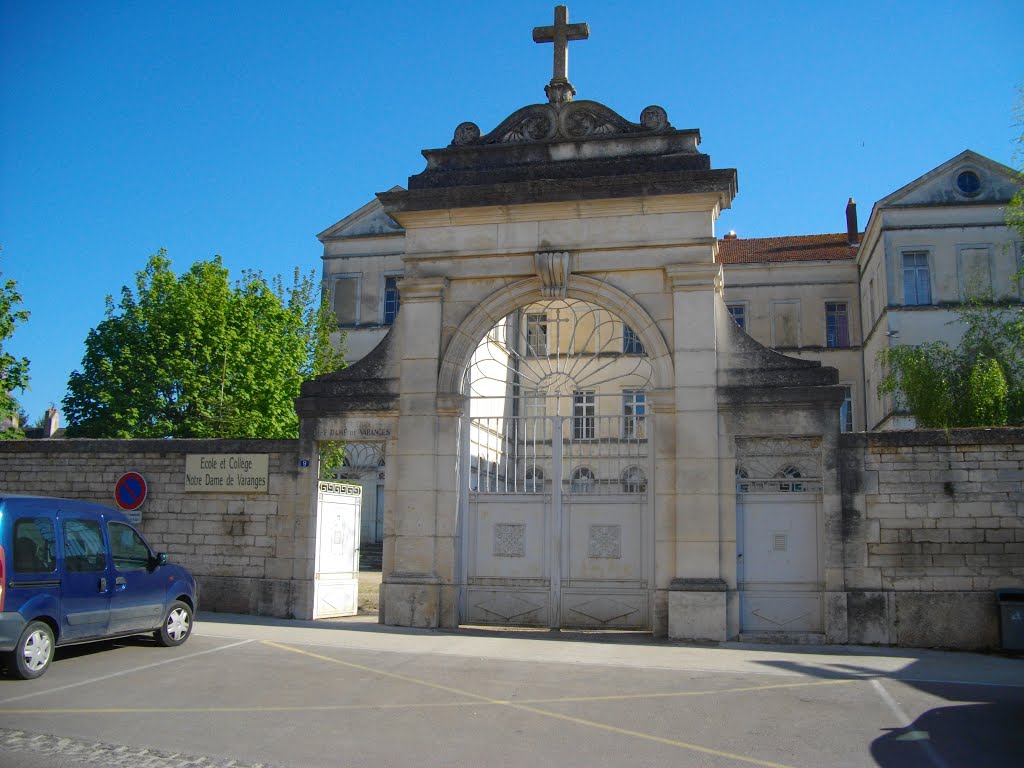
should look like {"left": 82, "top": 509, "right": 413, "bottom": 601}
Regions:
{"left": 450, "top": 102, "right": 672, "bottom": 147}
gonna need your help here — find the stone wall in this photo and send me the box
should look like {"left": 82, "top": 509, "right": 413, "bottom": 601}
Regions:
{"left": 840, "top": 428, "right": 1024, "bottom": 649}
{"left": 3, "top": 430, "right": 1022, "bottom": 648}
{"left": 0, "top": 439, "right": 317, "bottom": 619}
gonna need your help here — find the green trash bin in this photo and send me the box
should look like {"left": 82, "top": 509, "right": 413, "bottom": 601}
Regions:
{"left": 996, "top": 589, "right": 1024, "bottom": 652}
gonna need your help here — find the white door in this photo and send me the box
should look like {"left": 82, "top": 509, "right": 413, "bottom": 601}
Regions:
{"left": 737, "top": 494, "right": 821, "bottom": 633}
{"left": 313, "top": 481, "right": 361, "bottom": 619}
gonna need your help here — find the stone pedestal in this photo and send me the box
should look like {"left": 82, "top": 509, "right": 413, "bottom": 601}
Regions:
{"left": 668, "top": 578, "right": 727, "bottom": 642}
{"left": 382, "top": 576, "right": 441, "bottom": 628}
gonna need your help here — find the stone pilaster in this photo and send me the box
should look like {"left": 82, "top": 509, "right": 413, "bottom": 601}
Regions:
{"left": 664, "top": 263, "right": 727, "bottom": 641}
{"left": 383, "top": 277, "right": 450, "bottom": 628}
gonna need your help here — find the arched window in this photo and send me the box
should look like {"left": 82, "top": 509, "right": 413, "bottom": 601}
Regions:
{"left": 525, "top": 467, "right": 544, "bottom": 493}
{"left": 571, "top": 467, "right": 595, "bottom": 494}
{"left": 774, "top": 465, "right": 803, "bottom": 492}
{"left": 736, "top": 467, "right": 750, "bottom": 493}
{"left": 621, "top": 466, "right": 647, "bottom": 494}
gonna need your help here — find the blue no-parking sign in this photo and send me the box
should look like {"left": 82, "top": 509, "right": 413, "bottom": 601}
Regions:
{"left": 114, "top": 471, "right": 148, "bottom": 517}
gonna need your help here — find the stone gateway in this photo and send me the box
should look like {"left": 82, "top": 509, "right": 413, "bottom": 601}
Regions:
{"left": 297, "top": 6, "right": 847, "bottom": 642}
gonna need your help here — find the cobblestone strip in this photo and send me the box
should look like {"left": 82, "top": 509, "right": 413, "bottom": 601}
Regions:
{"left": 0, "top": 728, "right": 288, "bottom": 768}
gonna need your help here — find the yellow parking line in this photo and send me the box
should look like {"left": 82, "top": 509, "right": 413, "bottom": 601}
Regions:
{"left": 515, "top": 678, "right": 860, "bottom": 705}
{"left": 0, "top": 639, "right": 864, "bottom": 768}
{"left": 0, "top": 701, "right": 480, "bottom": 715}
{"left": 262, "top": 640, "right": 825, "bottom": 768}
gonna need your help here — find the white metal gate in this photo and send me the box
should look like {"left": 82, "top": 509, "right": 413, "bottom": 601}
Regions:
{"left": 461, "top": 299, "right": 654, "bottom": 629}
{"left": 313, "top": 481, "right": 361, "bottom": 619}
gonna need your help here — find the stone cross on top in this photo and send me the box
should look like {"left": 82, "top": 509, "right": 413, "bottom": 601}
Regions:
{"left": 532, "top": 5, "right": 589, "bottom": 104}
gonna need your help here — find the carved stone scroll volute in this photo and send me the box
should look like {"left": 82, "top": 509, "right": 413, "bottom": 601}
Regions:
{"left": 535, "top": 251, "right": 571, "bottom": 298}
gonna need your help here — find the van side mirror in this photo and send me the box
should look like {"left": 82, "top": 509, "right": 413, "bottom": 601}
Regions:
{"left": 155, "top": 552, "right": 169, "bottom": 566}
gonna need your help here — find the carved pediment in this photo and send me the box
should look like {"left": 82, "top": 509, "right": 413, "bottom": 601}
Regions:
{"left": 877, "top": 150, "right": 1020, "bottom": 208}
{"left": 318, "top": 193, "right": 405, "bottom": 242}
{"left": 451, "top": 101, "right": 671, "bottom": 147}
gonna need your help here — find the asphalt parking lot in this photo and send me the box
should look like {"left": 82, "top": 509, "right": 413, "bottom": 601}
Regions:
{"left": 1, "top": 614, "right": 1023, "bottom": 768}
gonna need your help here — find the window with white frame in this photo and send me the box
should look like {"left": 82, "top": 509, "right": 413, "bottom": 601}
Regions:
{"left": 523, "top": 390, "right": 546, "bottom": 421}
{"left": 571, "top": 467, "right": 595, "bottom": 493}
{"left": 774, "top": 465, "right": 803, "bottom": 492}
{"left": 727, "top": 303, "right": 746, "bottom": 330}
{"left": 622, "top": 389, "right": 646, "bottom": 439}
{"left": 526, "top": 313, "right": 548, "bottom": 356}
{"left": 332, "top": 274, "right": 361, "bottom": 326}
{"left": 825, "top": 302, "right": 850, "bottom": 347}
{"left": 572, "top": 391, "right": 595, "bottom": 440}
{"left": 383, "top": 275, "right": 400, "bottom": 324}
{"left": 621, "top": 466, "right": 647, "bottom": 494}
{"left": 840, "top": 385, "right": 853, "bottom": 433}
{"left": 525, "top": 467, "right": 544, "bottom": 493}
{"left": 902, "top": 252, "right": 932, "bottom": 306}
{"left": 622, "top": 323, "right": 645, "bottom": 354}
{"left": 736, "top": 467, "right": 750, "bottom": 493}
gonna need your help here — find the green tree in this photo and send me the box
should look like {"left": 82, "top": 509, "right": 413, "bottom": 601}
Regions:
{"left": 1, "top": 263, "right": 30, "bottom": 439}
{"left": 879, "top": 288, "right": 1024, "bottom": 428}
{"left": 63, "top": 250, "right": 345, "bottom": 438}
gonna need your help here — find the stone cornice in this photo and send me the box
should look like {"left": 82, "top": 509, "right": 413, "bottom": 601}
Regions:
{"left": 389, "top": 193, "right": 725, "bottom": 230}
{"left": 664, "top": 263, "right": 723, "bottom": 293}
{"left": 379, "top": 171, "right": 736, "bottom": 221}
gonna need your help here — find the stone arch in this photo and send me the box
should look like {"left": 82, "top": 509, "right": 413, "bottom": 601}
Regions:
{"left": 438, "top": 275, "right": 672, "bottom": 395}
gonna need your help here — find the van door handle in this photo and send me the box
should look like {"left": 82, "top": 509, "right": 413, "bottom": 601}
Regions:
{"left": 99, "top": 577, "right": 108, "bottom": 592}
{"left": 115, "top": 577, "right": 127, "bottom": 590}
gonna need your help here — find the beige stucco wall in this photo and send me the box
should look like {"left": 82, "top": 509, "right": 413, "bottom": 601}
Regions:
{"left": 322, "top": 228, "right": 405, "bottom": 362}
{"left": 0, "top": 439, "right": 318, "bottom": 619}
{"left": 722, "top": 259, "right": 865, "bottom": 430}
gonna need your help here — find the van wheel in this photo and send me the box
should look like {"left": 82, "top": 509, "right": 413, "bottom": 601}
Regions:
{"left": 156, "top": 601, "right": 192, "bottom": 647}
{"left": 9, "top": 621, "right": 55, "bottom": 679}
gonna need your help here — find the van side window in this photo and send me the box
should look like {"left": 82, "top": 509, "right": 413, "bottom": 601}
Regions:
{"left": 13, "top": 518, "right": 56, "bottom": 573}
{"left": 109, "top": 522, "right": 152, "bottom": 571}
{"left": 62, "top": 519, "right": 107, "bottom": 573}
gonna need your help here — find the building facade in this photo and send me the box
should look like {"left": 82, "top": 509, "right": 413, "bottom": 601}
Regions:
{"left": 318, "top": 150, "right": 1022, "bottom": 550}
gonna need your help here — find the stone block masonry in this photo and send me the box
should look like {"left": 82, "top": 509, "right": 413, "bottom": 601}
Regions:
{"left": 2, "top": 429, "right": 1020, "bottom": 648}
{"left": 0, "top": 439, "right": 316, "bottom": 620}
{"left": 839, "top": 428, "right": 1024, "bottom": 650}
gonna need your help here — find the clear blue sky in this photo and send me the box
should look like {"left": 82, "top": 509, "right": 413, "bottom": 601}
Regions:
{"left": 2, "top": 1, "right": 1021, "bottom": 423}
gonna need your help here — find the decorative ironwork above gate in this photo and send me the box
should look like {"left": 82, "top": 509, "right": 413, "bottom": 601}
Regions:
{"left": 735, "top": 437, "right": 822, "bottom": 493}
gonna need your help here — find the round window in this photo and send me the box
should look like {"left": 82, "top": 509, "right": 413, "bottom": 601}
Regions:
{"left": 956, "top": 170, "right": 981, "bottom": 197}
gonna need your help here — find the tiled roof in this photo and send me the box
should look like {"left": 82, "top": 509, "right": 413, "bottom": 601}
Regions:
{"left": 718, "top": 233, "right": 858, "bottom": 264}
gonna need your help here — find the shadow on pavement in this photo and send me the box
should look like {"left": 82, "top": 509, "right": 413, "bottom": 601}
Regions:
{"left": 870, "top": 688, "right": 1024, "bottom": 768}
{"left": 751, "top": 653, "right": 1024, "bottom": 768}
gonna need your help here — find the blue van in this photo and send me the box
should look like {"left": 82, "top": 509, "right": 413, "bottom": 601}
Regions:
{"left": 0, "top": 495, "right": 198, "bottom": 679}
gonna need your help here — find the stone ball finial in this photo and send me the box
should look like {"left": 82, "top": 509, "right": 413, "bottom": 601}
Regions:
{"left": 452, "top": 122, "right": 481, "bottom": 146}
{"left": 640, "top": 105, "right": 670, "bottom": 131}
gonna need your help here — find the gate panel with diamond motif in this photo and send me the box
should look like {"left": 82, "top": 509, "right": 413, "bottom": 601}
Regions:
{"left": 460, "top": 299, "right": 653, "bottom": 630}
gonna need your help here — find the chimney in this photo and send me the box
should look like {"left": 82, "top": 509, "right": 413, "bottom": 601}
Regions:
{"left": 724, "top": 230, "right": 738, "bottom": 240}
{"left": 846, "top": 198, "right": 858, "bottom": 245}
{"left": 44, "top": 407, "right": 60, "bottom": 438}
